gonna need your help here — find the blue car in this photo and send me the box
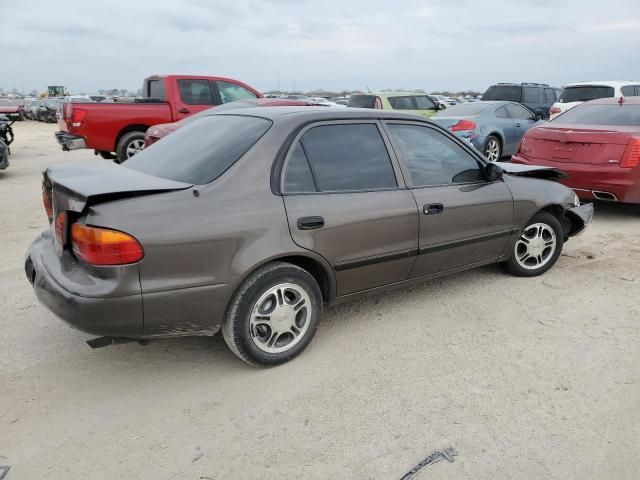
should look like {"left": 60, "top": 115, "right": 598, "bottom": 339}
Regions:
{"left": 431, "top": 101, "right": 543, "bottom": 161}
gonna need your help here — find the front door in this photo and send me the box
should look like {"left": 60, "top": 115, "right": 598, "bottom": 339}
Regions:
{"left": 173, "top": 78, "right": 218, "bottom": 120}
{"left": 506, "top": 103, "right": 540, "bottom": 155}
{"left": 281, "top": 121, "right": 419, "bottom": 296}
{"left": 383, "top": 121, "right": 514, "bottom": 277}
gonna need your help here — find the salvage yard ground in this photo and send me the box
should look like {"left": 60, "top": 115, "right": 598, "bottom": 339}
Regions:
{"left": 1, "top": 121, "right": 640, "bottom": 479}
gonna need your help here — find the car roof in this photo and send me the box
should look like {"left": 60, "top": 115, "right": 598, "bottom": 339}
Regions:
{"left": 205, "top": 106, "right": 434, "bottom": 122}
{"left": 562, "top": 80, "right": 640, "bottom": 88}
{"left": 352, "top": 92, "right": 430, "bottom": 98}
{"left": 581, "top": 96, "right": 640, "bottom": 105}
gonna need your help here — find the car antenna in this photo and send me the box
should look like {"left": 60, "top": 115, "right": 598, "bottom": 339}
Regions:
{"left": 367, "top": 86, "right": 371, "bottom": 93}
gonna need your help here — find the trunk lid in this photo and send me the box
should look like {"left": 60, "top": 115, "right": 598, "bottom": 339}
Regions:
{"left": 520, "top": 124, "right": 634, "bottom": 165}
{"left": 45, "top": 161, "right": 192, "bottom": 214}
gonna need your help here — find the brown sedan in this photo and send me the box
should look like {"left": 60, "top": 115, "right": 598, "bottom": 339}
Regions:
{"left": 26, "top": 107, "right": 593, "bottom": 366}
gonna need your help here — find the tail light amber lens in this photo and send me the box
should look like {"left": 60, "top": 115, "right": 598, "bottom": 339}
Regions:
{"left": 42, "top": 188, "right": 53, "bottom": 221}
{"left": 71, "top": 108, "right": 87, "bottom": 127}
{"left": 71, "top": 224, "right": 144, "bottom": 265}
{"left": 550, "top": 107, "right": 561, "bottom": 115}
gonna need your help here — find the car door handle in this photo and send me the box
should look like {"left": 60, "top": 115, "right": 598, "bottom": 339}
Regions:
{"left": 178, "top": 108, "right": 191, "bottom": 114}
{"left": 297, "top": 216, "right": 325, "bottom": 230}
{"left": 423, "top": 203, "right": 444, "bottom": 215}
{"left": 515, "top": 122, "right": 522, "bottom": 127}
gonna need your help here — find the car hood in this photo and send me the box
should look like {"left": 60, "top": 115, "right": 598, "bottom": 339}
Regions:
{"left": 495, "top": 161, "right": 568, "bottom": 180}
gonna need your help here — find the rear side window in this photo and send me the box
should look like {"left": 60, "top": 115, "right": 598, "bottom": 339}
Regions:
{"left": 284, "top": 142, "right": 316, "bottom": 193}
{"left": 544, "top": 88, "right": 556, "bottom": 104}
{"left": 559, "top": 86, "right": 614, "bottom": 103}
{"left": 215, "top": 81, "right": 259, "bottom": 103}
{"left": 124, "top": 115, "right": 271, "bottom": 184}
{"left": 388, "top": 96, "right": 415, "bottom": 110}
{"left": 387, "top": 124, "right": 483, "bottom": 186}
{"left": 301, "top": 124, "right": 397, "bottom": 192}
{"left": 177, "top": 79, "right": 215, "bottom": 105}
{"left": 495, "top": 106, "right": 510, "bottom": 119}
{"left": 552, "top": 104, "right": 640, "bottom": 126}
{"left": 482, "top": 85, "right": 522, "bottom": 102}
{"left": 523, "top": 87, "right": 540, "bottom": 103}
{"left": 347, "top": 95, "right": 379, "bottom": 108}
{"left": 146, "top": 79, "right": 165, "bottom": 100}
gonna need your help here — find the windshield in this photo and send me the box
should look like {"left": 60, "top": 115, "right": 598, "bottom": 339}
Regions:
{"left": 125, "top": 115, "right": 272, "bottom": 184}
{"left": 559, "top": 86, "right": 614, "bottom": 103}
{"left": 434, "top": 103, "right": 490, "bottom": 116}
{"left": 347, "top": 95, "right": 378, "bottom": 108}
{"left": 552, "top": 104, "right": 640, "bottom": 126}
{"left": 482, "top": 85, "right": 522, "bottom": 102}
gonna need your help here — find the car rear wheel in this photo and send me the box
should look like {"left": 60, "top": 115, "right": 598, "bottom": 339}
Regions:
{"left": 116, "top": 131, "right": 146, "bottom": 162}
{"left": 222, "top": 262, "right": 322, "bottom": 367}
{"left": 503, "top": 212, "right": 564, "bottom": 277}
{"left": 483, "top": 135, "right": 501, "bottom": 162}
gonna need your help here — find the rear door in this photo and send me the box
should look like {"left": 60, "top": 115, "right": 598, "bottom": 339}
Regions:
{"left": 383, "top": 121, "right": 513, "bottom": 277}
{"left": 172, "top": 78, "right": 218, "bottom": 120}
{"left": 281, "top": 121, "right": 419, "bottom": 296}
{"left": 495, "top": 105, "right": 517, "bottom": 152}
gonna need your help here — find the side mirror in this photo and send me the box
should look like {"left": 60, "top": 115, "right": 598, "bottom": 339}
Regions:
{"left": 484, "top": 162, "right": 503, "bottom": 181}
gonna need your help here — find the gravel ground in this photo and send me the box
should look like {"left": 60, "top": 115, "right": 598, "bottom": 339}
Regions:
{"left": 1, "top": 121, "right": 639, "bottom": 480}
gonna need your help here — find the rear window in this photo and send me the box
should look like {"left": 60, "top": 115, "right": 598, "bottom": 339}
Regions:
{"left": 124, "top": 115, "right": 272, "bottom": 184}
{"left": 347, "top": 95, "right": 379, "bottom": 108}
{"left": 558, "top": 86, "right": 614, "bottom": 103}
{"left": 482, "top": 85, "right": 522, "bottom": 102}
{"left": 552, "top": 104, "right": 640, "bottom": 126}
{"left": 434, "top": 103, "right": 489, "bottom": 116}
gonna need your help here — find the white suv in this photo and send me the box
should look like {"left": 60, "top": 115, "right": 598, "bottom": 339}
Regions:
{"left": 550, "top": 80, "right": 640, "bottom": 119}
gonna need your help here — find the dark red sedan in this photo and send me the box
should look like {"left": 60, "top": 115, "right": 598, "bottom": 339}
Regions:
{"left": 512, "top": 97, "right": 640, "bottom": 203}
{"left": 144, "top": 98, "right": 322, "bottom": 147}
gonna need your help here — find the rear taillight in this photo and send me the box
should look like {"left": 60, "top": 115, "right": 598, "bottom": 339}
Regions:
{"left": 549, "top": 107, "right": 561, "bottom": 115}
{"left": 42, "top": 186, "right": 53, "bottom": 221}
{"left": 517, "top": 136, "right": 531, "bottom": 155}
{"left": 71, "top": 224, "right": 144, "bottom": 266}
{"left": 70, "top": 108, "right": 87, "bottom": 127}
{"left": 449, "top": 120, "right": 476, "bottom": 131}
{"left": 55, "top": 212, "right": 67, "bottom": 244}
{"left": 621, "top": 137, "right": 640, "bottom": 168}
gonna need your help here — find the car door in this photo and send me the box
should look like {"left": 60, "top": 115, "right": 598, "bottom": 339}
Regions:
{"left": 281, "top": 121, "right": 419, "bottom": 296}
{"left": 173, "top": 78, "right": 218, "bottom": 120}
{"left": 506, "top": 103, "right": 540, "bottom": 155}
{"left": 383, "top": 121, "right": 514, "bottom": 278}
{"left": 494, "top": 105, "right": 517, "bottom": 152}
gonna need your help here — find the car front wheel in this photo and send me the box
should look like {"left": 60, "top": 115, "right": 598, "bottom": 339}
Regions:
{"left": 503, "top": 212, "right": 564, "bottom": 277}
{"left": 222, "top": 262, "right": 322, "bottom": 367}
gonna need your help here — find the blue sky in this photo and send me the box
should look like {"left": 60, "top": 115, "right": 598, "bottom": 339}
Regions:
{"left": 2, "top": 0, "right": 639, "bottom": 94}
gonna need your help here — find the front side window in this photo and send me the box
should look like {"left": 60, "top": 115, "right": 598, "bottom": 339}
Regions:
{"left": 216, "top": 81, "right": 258, "bottom": 103}
{"left": 506, "top": 104, "right": 533, "bottom": 120}
{"left": 301, "top": 124, "right": 397, "bottom": 192}
{"left": 387, "top": 124, "right": 483, "bottom": 187}
{"left": 413, "top": 95, "right": 437, "bottom": 110}
{"left": 177, "top": 79, "right": 215, "bottom": 105}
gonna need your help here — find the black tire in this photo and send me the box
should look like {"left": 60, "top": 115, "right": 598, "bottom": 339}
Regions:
{"left": 222, "top": 262, "right": 322, "bottom": 367}
{"left": 502, "top": 212, "right": 564, "bottom": 277}
{"left": 115, "top": 131, "right": 146, "bottom": 163}
{"left": 97, "top": 150, "right": 116, "bottom": 160}
{"left": 483, "top": 135, "right": 502, "bottom": 162}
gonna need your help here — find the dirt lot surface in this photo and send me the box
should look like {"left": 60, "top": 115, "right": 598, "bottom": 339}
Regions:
{"left": 1, "top": 121, "right": 639, "bottom": 480}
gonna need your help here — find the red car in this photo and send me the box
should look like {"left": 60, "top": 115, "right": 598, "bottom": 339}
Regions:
{"left": 55, "top": 75, "right": 262, "bottom": 162}
{"left": 144, "top": 98, "right": 323, "bottom": 147}
{"left": 512, "top": 97, "right": 640, "bottom": 203}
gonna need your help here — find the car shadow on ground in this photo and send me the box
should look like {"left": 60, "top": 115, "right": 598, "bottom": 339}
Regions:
{"left": 590, "top": 200, "right": 639, "bottom": 218}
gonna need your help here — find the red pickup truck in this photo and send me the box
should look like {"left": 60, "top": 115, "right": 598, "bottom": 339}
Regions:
{"left": 55, "top": 74, "right": 262, "bottom": 161}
